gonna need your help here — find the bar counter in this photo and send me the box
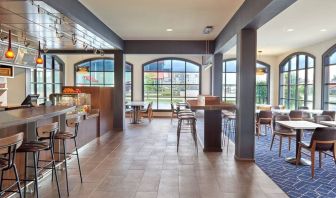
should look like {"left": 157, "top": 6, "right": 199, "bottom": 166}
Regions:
{"left": 187, "top": 99, "right": 236, "bottom": 152}
{"left": 0, "top": 105, "right": 75, "bottom": 129}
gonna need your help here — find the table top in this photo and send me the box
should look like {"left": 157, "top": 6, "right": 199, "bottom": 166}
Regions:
{"left": 0, "top": 106, "right": 76, "bottom": 129}
{"left": 276, "top": 120, "right": 327, "bottom": 130}
{"left": 319, "top": 121, "right": 336, "bottom": 127}
{"left": 126, "top": 101, "right": 147, "bottom": 107}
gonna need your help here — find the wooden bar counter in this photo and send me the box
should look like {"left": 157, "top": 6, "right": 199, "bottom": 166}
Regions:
{"left": 187, "top": 96, "right": 236, "bottom": 152}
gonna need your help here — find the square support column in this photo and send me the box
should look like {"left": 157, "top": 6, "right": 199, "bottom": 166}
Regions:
{"left": 212, "top": 53, "right": 223, "bottom": 97}
{"left": 113, "top": 50, "right": 125, "bottom": 131}
{"left": 235, "top": 29, "right": 256, "bottom": 160}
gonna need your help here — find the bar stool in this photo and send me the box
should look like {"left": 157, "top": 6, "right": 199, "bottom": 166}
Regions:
{"left": 54, "top": 116, "right": 83, "bottom": 196}
{"left": 177, "top": 114, "right": 197, "bottom": 153}
{"left": 224, "top": 115, "right": 236, "bottom": 153}
{"left": 0, "top": 132, "right": 24, "bottom": 198}
{"left": 17, "top": 122, "right": 61, "bottom": 198}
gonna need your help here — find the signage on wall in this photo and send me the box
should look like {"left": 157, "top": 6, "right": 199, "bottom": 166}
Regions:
{"left": 0, "top": 65, "right": 14, "bottom": 78}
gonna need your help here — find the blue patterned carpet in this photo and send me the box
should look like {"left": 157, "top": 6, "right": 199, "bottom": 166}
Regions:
{"left": 229, "top": 131, "right": 336, "bottom": 198}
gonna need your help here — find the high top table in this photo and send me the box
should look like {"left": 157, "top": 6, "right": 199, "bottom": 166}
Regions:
{"left": 187, "top": 99, "right": 236, "bottom": 152}
{"left": 276, "top": 120, "right": 327, "bottom": 165}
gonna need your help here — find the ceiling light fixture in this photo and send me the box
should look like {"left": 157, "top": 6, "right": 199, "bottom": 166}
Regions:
{"left": 23, "top": 37, "right": 30, "bottom": 47}
{"left": 5, "top": 30, "right": 14, "bottom": 59}
{"left": 36, "top": 41, "right": 43, "bottom": 64}
{"left": 320, "top": 29, "right": 327, "bottom": 32}
{"left": 202, "top": 40, "right": 212, "bottom": 70}
{"left": 72, "top": 33, "right": 77, "bottom": 45}
{"left": 166, "top": 28, "right": 173, "bottom": 32}
{"left": 287, "top": 28, "right": 294, "bottom": 32}
{"left": 203, "top": 26, "right": 214, "bottom": 34}
{"left": 43, "top": 41, "right": 48, "bottom": 53}
{"left": 100, "top": 50, "right": 104, "bottom": 56}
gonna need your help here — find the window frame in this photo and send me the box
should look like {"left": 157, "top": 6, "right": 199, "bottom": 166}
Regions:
{"left": 222, "top": 59, "right": 271, "bottom": 104}
{"left": 278, "top": 52, "right": 315, "bottom": 109}
{"left": 74, "top": 58, "right": 134, "bottom": 101}
{"left": 30, "top": 55, "right": 64, "bottom": 104}
{"left": 142, "top": 57, "right": 201, "bottom": 111}
{"left": 322, "top": 44, "right": 336, "bottom": 110}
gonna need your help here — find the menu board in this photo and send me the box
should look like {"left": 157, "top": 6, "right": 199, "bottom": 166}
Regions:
{"left": 14, "top": 46, "right": 38, "bottom": 67}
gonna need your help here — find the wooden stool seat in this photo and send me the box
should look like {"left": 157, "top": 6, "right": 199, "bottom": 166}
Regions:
{"left": 17, "top": 142, "right": 49, "bottom": 152}
{"left": 55, "top": 132, "right": 75, "bottom": 139}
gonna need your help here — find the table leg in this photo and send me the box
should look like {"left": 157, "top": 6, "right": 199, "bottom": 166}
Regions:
{"left": 285, "top": 129, "right": 311, "bottom": 166}
{"left": 131, "top": 107, "right": 137, "bottom": 124}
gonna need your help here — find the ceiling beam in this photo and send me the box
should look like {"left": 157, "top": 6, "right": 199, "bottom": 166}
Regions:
{"left": 124, "top": 40, "right": 214, "bottom": 55}
{"left": 42, "top": 0, "right": 124, "bottom": 50}
{"left": 215, "top": 0, "right": 297, "bottom": 54}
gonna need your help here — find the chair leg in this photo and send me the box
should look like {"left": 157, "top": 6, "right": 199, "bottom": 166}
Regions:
{"left": 279, "top": 136, "right": 282, "bottom": 157}
{"left": 311, "top": 150, "right": 315, "bottom": 178}
{"left": 177, "top": 120, "right": 181, "bottom": 152}
{"left": 288, "top": 137, "right": 291, "bottom": 151}
{"left": 33, "top": 152, "right": 39, "bottom": 198}
{"left": 74, "top": 138, "right": 83, "bottom": 183}
{"left": 319, "top": 151, "right": 322, "bottom": 169}
{"left": 62, "top": 140, "right": 70, "bottom": 196}
{"left": 24, "top": 152, "right": 27, "bottom": 198}
{"left": 0, "top": 168, "right": 4, "bottom": 193}
{"left": 257, "top": 124, "right": 260, "bottom": 140}
{"left": 333, "top": 146, "right": 336, "bottom": 165}
{"left": 50, "top": 147, "right": 61, "bottom": 198}
{"left": 13, "top": 164, "right": 22, "bottom": 198}
{"left": 270, "top": 134, "right": 275, "bottom": 151}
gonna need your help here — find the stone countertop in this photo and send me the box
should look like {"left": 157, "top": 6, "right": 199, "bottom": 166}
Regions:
{"left": 0, "top": 106, "right": 75, "bottom": 129}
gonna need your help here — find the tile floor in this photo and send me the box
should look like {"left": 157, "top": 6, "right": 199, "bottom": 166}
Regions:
{"left": 25, "top": 118, "right": 288, "bottom": 198}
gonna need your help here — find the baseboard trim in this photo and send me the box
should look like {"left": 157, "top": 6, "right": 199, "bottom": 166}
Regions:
{"left": 234, "top": 155, "right": 256, "bottom": 162}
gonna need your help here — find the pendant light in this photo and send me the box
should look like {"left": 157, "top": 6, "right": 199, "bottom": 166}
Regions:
{"left": 36, "top": 41, "right": 43, "bottom": 64}
{"left": 5, "top": 30, "right": 15, "bottom": 59}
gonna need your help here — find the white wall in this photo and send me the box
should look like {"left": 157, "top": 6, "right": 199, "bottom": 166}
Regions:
{"left": 7, "top": 67, "right": 26, "bottom": 105}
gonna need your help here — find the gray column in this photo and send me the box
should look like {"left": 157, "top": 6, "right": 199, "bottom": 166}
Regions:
{"left": 212, "top": 53, "right": 223, "bottom": 97}
{"left": 113, "top": 50, "right": 125, "bottom": 131}
{"left": 235, "top": 29, "right": 256, "bottom": 160}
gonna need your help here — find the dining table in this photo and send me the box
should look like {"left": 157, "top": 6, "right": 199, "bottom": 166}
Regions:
{"left": 126, "top": 101, "right": 147, "bottom": 124}
{"left": 276, "top": 120, "right": 327, "bottom": 165}
{"left": 319, "top": 121, "right": 336, "bottom": 127}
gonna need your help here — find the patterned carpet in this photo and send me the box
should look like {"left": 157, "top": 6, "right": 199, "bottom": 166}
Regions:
{"left": 229, "top": 130, "right": 336, "bottom": 198}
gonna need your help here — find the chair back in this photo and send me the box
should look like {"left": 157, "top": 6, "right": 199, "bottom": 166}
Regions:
{"left": 0, "top": 132, "right": 24, "bottom": 169}
{"left": 298, "top": 106, "right": 309, "bottom": 110}
{"left": 314, "top": 115, "right": 332, "bottom": 124}
{"left": 289, "top": 110, "right": 303, "bottom": 120}
{"left": 310, "top": 127, "right": 336, "bottom": 151}
{"left": 322, "top": 111, "right": 335, "bottom": 120}
{"left": 258, "top": 110, "right": 272, "bottom": 124}
{"left": 274, "top": 115, "right": 290, "bottom": 131}
{"left": 67, "top": 116, "right": 81, "bottom": 137}
{"left": 272, "top": 105, "right": 280, "bottom": 110}
{"left": 37, "top": 122, "right": 59, "bottom": 148}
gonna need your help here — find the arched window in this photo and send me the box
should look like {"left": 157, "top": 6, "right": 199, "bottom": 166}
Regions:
{"left": 30, "top": 55, "right": 64, "bottom": 104}
{"left": 279, "top": 53, "right": 315, "bottom": 109}
{"left": 74, "top": 58, "right": 133, "bottom": 101}
{"left": 222, "top": 59, "right": 270, "bottom": 104}
{"left": 323, "top": 45, "right": 336, "bottom": 110}
{"left": 143, "top": 58, "right": 201, "bottom": 110}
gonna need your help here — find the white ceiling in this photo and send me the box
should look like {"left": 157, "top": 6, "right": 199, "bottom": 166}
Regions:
{"left": 256, "top": 0, "right": 336, "bottom": 56}
{"left": 79, "top": 0, "right": 244, "bottom": 40}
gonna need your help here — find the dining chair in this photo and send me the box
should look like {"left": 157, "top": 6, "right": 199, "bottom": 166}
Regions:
{"left": 141, "top": 102, "right": 153, "bottom": 121}
{"left": 296, "top": 127, "right": 336, "bottom": 178}
{"left": 314, "top": 115, "right": 333, "bottom": 124}
{"left": 256, "top": 110, "right": 273, "bottom": 139}
{"left": 289, "top": 110, "right": 303, "bottom": 121}
{"left": 322, "top": 111, "right": 336, "bottom": 120}
{"left": 270, "top": 115, "right": 296, "bottom": 157}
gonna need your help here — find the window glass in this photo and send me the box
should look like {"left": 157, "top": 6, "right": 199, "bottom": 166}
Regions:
{"left": 279, "top": 54, "right": 315, "bottom": 109}
{"left": 143, "top": 59, "right": 200, "bottom": 110}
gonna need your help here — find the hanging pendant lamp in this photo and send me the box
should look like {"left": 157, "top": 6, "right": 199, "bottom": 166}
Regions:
{"left": 36, "top": 41, "right": 43, "bottom": 64}
{"left": 5, "top": 30, "right": 14, "bottom": 59}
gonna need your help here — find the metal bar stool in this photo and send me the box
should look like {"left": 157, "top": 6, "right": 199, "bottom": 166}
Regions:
{"left": 17, "top": 122, "right": 61, "bottom": 198}
{"left": 54, "top": 116, "right": 83, "bottom": 196}
{"left": 177, "top": 114, "right": 198, "bottom": 154}
{"left": 0, "top": 132, "right": 24, "bottom": 198}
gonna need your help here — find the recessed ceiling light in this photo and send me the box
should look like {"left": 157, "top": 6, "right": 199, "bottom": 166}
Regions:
{"left": 166, "top": 28, "right": 173, "bottom": 32}
{"left": 320, "top": 29, "right": 327, "bottom": 32}
{"left": 287, "top": 28, "right": 294, "bottom": 32}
